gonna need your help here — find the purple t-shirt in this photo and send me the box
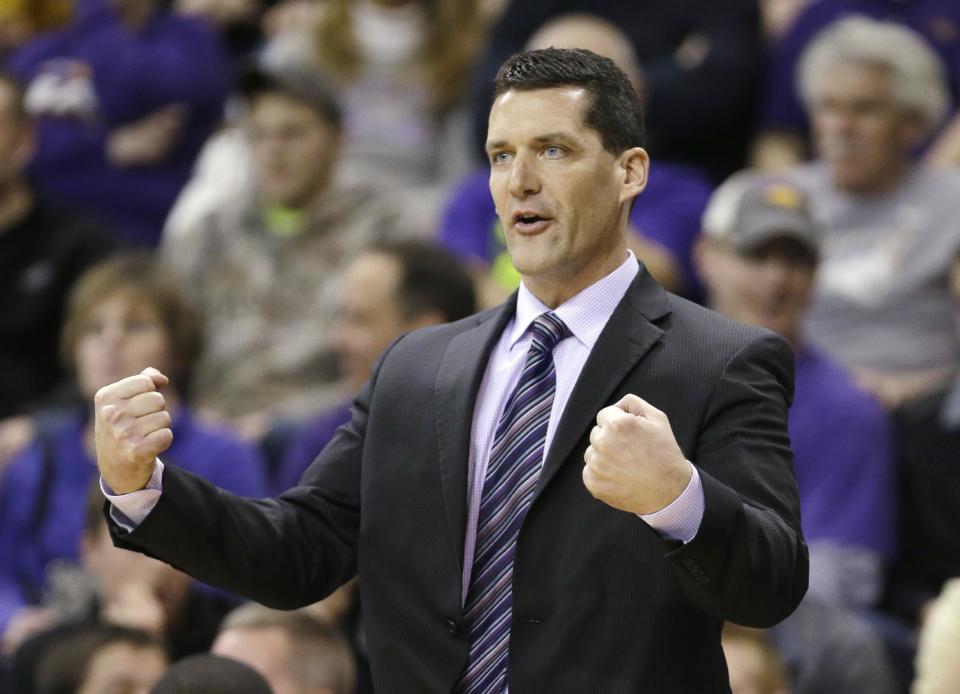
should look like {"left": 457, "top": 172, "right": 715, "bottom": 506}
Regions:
{"left": 9, "top": 0, "right": 229, "bottom": 246}
{"left": 762, "top": 0, "right": 960, "bottom": 133}
{"left": 790, "top": 347, "right": 896, "bottom": 556}
{"left": 437, "top": 163, "right": 712, "bottom": 300}
{"left": 0, "top": 408, "right": 267, "bottom": 632}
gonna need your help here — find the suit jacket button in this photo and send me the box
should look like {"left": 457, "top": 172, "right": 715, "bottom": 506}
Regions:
{"left": 445, "top": 619, "right": 461, "bottom": 636}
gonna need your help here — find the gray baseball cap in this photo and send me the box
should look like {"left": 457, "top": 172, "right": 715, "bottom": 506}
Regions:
{"left": 237, "top": 62, "right": 342, "bottom": 128}
{"left": 702, "top": 172, "right": 821, "bottom": 263}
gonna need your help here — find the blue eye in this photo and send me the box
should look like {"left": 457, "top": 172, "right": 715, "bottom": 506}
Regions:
{"left": 544, "top": 146, "right": 564, "bottom": 158}
{"left": 491, "top": 151, "right": 512, "bottom": 165}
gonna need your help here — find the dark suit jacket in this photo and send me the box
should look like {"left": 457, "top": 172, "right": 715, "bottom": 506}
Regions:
{"left": 109, "top": 269, "right": 808, "bottom": 693}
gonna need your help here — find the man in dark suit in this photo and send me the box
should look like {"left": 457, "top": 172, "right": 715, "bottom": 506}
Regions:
{"left": 93, "top": 49, "right": 808, "bottom": 692}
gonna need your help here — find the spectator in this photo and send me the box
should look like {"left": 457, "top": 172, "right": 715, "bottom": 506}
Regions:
{"left": 752, "top": 0, "right": 960, "bottom": 170}
{"left": 212, "top": 603, "right": 355, "bottom": 694}
{"left": 696, "top": 171, "right": 896, "bottom": 609}
{"left": 0, "top": 70, "right": 117, "bottom": 423}
{"left": 277, "top": 240, "right": 476, "bottom": 493}
{"left": 8, "top": 0, "right": 230, "bottom": 246}
{"left": 161, "top": 63, "right": 397, "bottom": 440}
{"left": 438, "top": 13, "right": 713, "bottom": 305}
{"left": 696, "top": 170, "right": 899, "bottom": 693}
{"left": 3, "top": 481, "right": 242, "bottom": 694}
{"left": 466, "top": 0, "right": 764, "bottom": 181}
{"left": 34, "top": 623, "right": 167, "bottom": 694}
{"left": 151, "top": 653, "right": 272, "bottom": 694}
{"left": 789, "top": 17, "right": 960, "bottom": 409}
{"left": 0, "top": 252, "right": 267, "bottom": 653}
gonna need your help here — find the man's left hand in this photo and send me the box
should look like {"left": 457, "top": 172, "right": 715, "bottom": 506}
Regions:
{"left": 582, "top": 394, "right": 691, "bottom": 515}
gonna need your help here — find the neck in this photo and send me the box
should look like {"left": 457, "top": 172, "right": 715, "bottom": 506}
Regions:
{"left": 0, "top": 182, "right": 33, "bottom": 235}
{"left": 524, "top": 245, "right": 628, "bottom": 309}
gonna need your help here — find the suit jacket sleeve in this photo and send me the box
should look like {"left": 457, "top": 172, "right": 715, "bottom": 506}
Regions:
{"left": 104, "top": 353, "right": 388, "bottom": 609}
{"left": 667, "top": 331, "right": 808, "bottom": 627}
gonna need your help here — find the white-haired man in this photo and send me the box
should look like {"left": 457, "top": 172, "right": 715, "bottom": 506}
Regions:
{"left": 790, "top": 16, "right": 960, "bottom": 409}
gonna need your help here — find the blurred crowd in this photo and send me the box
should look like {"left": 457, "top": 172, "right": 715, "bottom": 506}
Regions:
{"left": 0, "top": 0, "right": 959, "bottom": 692}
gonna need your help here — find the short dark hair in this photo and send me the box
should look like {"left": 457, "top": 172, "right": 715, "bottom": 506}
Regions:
{"left": 493, "top": 47, "right": 645, "bottom": 153}
{"left": 370, "top": 240, "right": 477, "bottom": 323}
{"left": 35, "top": 624, "right": 167, "bottom": 694}
{"left": 151, "top": 653, "right": 273, "bottom": 694}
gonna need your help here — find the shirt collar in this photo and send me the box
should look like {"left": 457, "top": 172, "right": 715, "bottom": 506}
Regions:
{"left": 509, "top": 251, "right": 640, "bottom": 350}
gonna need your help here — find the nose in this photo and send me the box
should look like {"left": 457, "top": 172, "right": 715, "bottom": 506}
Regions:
{"left": 508, "top": 152, "right": 540, "bottom": 198}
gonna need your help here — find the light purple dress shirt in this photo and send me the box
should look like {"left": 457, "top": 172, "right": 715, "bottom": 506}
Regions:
{"left": 105, "top": 252, "right": 706, "bottom": 594}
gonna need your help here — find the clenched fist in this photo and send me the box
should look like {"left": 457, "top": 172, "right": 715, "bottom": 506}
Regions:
{"left": 582, "top": 394, "right": 691, "bottom": 515}
{"left": 94, "top": 367, "right": 172, "bottom": 494}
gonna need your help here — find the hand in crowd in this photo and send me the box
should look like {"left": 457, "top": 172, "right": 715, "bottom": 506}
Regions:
{"left": 174, "top": 0, "right": 259, "bottom": 25}
{"left": 582, "top": 395, "right": 691, "bottom": 515}
{"left": 853, "top": 367, "right": 946, "bottom": 411}
{"left": 0, "top": 415, "right": 35, "bottom": 476}
{"left": 106, "top": 104, "right": 188, "bottom": 168}
{"left": 94, "top": 367, "right": 172, "bottom": 494}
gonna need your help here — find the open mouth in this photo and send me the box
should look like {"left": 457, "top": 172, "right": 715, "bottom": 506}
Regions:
{"left": 513, "top": 212, "right": 552, "bottom": 233}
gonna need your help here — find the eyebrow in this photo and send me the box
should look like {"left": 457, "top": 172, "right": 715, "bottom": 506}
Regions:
{"left": 485, "top": 132, "right": 577, "bottom": 153}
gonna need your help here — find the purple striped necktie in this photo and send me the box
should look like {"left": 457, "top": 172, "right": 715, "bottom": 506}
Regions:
{"left": 456, "top": 311, "right": 570, "bottom": 694}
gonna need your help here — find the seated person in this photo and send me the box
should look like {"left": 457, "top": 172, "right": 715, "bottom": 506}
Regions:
{"left": 438, "top": 13, "right": 712, "bottom": 305}
{"left": 278, "top": 239, "right": 476, "bottom": 493}
{"left": 4, "top": 481, "right": 240, "bottom": 694}
{"left": 788, "top": 17, "right": 960, "bottom": 408}
{"left": 695, "top": 171, "right": 900, "bottom": 693}
{"left": 0, "top": 252, "right": 267, "bottom": 655}
{"left": 33, "top": 623, "right": 167, "bottom": 694}
{"left": 161, "top": 62, "right": 398, "bottom": 439}
{"left": 212, "top": 603, "right": 356, "bottom": 694}
{"left": 8, "top": 0, "right": 230, "bottom": 246}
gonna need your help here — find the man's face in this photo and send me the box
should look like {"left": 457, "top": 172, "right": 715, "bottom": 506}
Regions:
{"left": 213, "top": 626, "right": 301, "bottom": 694}
{"left": 249, "top": 93, "right": 340, "bottom": 209}
{"left": 809, "top": 62, "right": 918, "bottom": 193}
{"left": 332, "top": 252, "right": 409, "bottom": 390}
{"left": 486, "top": 87, "right": 644, "bottom": 301}
{"left": 77, "top": 642, "right": 168, "bottom": 694}
{"left": 74, "top": 292, "right": 175, "bottom": 400}
{"left": 699, "top": 238, "right": 815, "bottom": 345}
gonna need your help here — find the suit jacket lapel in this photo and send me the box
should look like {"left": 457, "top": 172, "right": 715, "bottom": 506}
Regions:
{"left": 534, "top": 269, "right": 672, "bottom": 499}
{"left": 435, "top": 297, "right": 517, "bottom": 571}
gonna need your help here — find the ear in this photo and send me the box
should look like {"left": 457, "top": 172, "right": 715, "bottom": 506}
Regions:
{"left": 618, "top": 147, "right": 649, "bottom": 205}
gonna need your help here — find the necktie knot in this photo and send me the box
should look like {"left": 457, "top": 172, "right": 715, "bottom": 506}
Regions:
{"left": 529, "top": 312, "right": 569, "bottom": 354}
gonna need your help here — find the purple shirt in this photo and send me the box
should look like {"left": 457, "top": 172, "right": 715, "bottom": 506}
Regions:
{"left": 762, "top": 0, "right": 960, "bottom": 134}
{"left": 437, "top": 164, "right": 712, "bottom": 300}
{"left": 790, "top": 347, "right": 896, "bottom": 556}
{"left": 0, "top": 408, "right": 267, "bottom": 632}
{"left": 9, "top": 0, "right": 229, "bottom": 246}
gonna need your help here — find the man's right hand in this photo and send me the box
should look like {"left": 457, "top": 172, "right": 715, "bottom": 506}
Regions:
{"left": 94, "top": 367, "right": 173, "bottom": 494}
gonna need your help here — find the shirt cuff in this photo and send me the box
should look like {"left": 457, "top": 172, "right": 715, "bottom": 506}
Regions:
{"left": 639, "top": 462, "right": 704, "bottom": 544}
{"left": 100, "top": 458, "right": 165, "bottom": 531}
